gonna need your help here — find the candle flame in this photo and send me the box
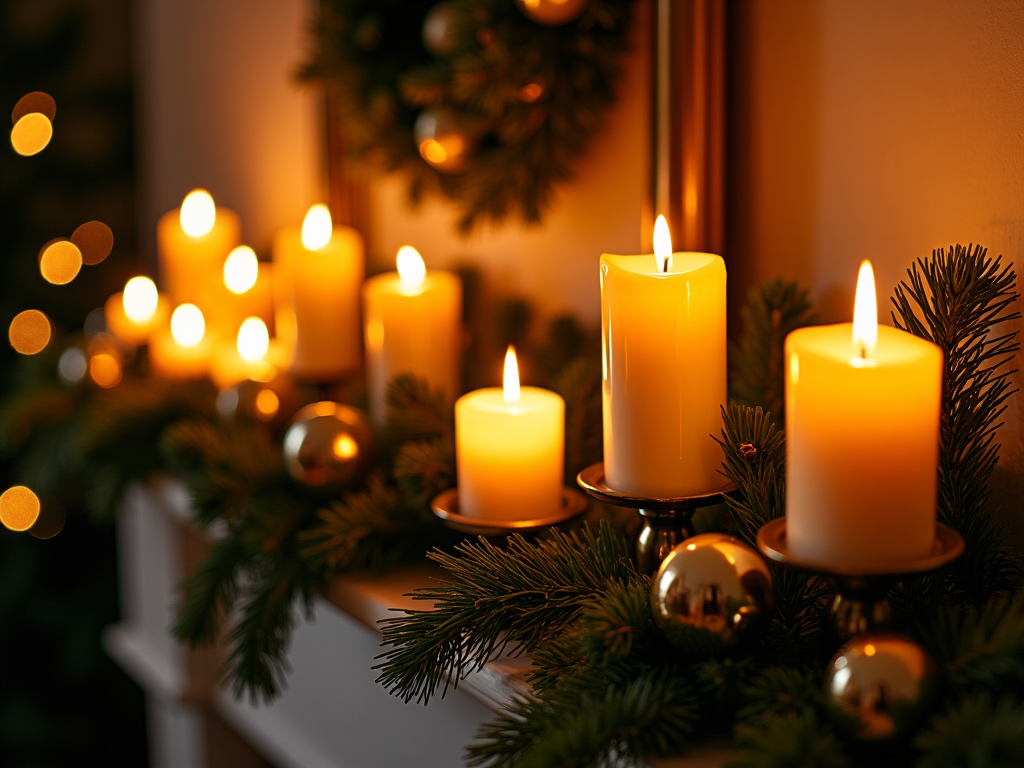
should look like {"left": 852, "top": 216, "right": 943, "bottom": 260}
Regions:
{"left": 224, "top": 246, "right": 259, "bottom": 294}
{"left": 171, "top": 304, "right": 205, "bottom": 347}
{"left": 396, "top": 245, "right": 426, "bottom": 287}
{"left": 123, "top": 277, "right": 158, "bottom": 323}
{"left": 301, "top": 204, "right": 333, "bottom": 250}
{"left": 852, "top": 260, "right": 878, "bottom": 359}
{"left": 237, "top": 316, "right": 269, "bottom": 362}
{"left": 653, "top": 214, "right": 673, "bottom": 273}
{"left": 180, "top": 189, "right": 216, "bottom": 238}
{"left": 503, "top": 345, "right": 520, "bottom": 404}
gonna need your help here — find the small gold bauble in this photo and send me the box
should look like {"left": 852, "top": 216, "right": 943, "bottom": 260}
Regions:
{"left": 824, "top": 633, "right": 933, "bottom": 741}
{"left": 282, "top": 402, "right": 374, "bottom": 491}
{"left": 414, "top": 107, "right": 474, "bottom": 174}
{"left": 422, "top": 2, "right": 458, "bottom": 57}
{"left": 651, "top": 533, "right": 773, "bottom": 654}
{"left": 217, "top": 377, "right": 299, "bottom": 430}
{"left": 515, "top": 0, "right": 590, "bottom": 26}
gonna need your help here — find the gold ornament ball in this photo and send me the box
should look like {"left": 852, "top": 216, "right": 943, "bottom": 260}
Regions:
{"left": 423, "top": 3, "right": 458, "bottom": 57}
{"left": 282, "top": 402, "right": 374, "bottom": 491}
{"left": 515, "top": 0, "right": 590, "bottom": 26}
{"left": 824, "top": 633, "right": 933, "bottom": 741}
{"left": 651, "top": 533, "right": 773, "bottom": 654}
{"left": 414, "top": 107, "right": 474, "bottom": 174}
{"left": 217, "top": 378, "right": 299, "bottom": 430}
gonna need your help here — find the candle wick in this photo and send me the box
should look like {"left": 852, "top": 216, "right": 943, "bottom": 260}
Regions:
{"left": 661, "top": 259, "right": 669, "bottom": 274}
{"left": 859, "top": 343, "right": 867, "bottom": 360}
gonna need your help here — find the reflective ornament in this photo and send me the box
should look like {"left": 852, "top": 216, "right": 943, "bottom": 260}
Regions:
{"left": 414, "top": 107, "right": 474, "bottom": 174}
{"left": 217, "top": 378, "right": 299, "bottom": 431}
{"left": 651, "top": 533, "right": 773, "bottom": 654}
{"left": 824, "top": 633, "right": 933, "bottom": 741}
{"left": 282, "top": 402, "right": 374, "bottom": 491}
{"left": 423, "top": 3, "right": 458, "bottom": 57}
{"left": 515, "top": 0, "right": 590, "bottom": 26}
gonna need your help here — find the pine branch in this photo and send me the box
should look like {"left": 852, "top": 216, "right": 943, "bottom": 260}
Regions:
{"left": 375, "top": 523, "right": 635, "bottom": 703}
{"left": 466, "top": 667, "right": 700, "bottom": 768}
{"left": 891, "top": 244, "right": 1021, "bottom": 601}
{"left": 392, "top": 436, "right": 455, "bottom": 509}
{"left": 735, "top": 666, "right": 822, "bottom": 724}
{"left": 729, "top": 279, "right": 817, "bottom": 423}
{"left": 577, "top": 577, "right": 659, "bottom": 664}
{"left": 727, "top": 710, "right": 849, "bottom": 768}
{"left": 916, "top": 694, "right": 1024, "bottom": 768}
{"left": 172, "top": 533, "right": 246, "bottom": 647}
{"left": 385, "top": 374, "right": 453, "bottom": 444}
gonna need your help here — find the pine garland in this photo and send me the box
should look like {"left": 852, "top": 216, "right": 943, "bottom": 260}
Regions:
{"left": 302, "top": 0, "right": 636, "bottom": 232}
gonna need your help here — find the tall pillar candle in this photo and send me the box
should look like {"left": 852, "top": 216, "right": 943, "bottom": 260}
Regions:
{"left": 157, "top": 189, "right": 240, "bottom": 309}
{"left": 600, "top": 216, "right": 727, "bottom": 497}
{"left": 362, "top": 246, "right": 462, "bottom": 423}
{"left": 785, "top": 261, "right": 941, "bottom": 565}
{"left": 272, "top": 205, "right": 363, "bottom": 381}
{"left": 455, "top": 347, "right": 564, "bottom": 521}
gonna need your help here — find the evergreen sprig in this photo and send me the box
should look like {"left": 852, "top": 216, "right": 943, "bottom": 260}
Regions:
{"left": 892, "top": 244, "right": 1021, "bottom": 601}
{"left": 916, "top": 693, "right": 1024, "bottom": 768}
{"left": 375, "top": 523, "right": 635, "bottom": 703}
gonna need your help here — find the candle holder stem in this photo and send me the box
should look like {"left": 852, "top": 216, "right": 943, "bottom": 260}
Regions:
{"left": 826, "top": 576, "right": 894, "bottom": 643}
{"left": 636, "top": 509, "right": 696, "bottom": 576}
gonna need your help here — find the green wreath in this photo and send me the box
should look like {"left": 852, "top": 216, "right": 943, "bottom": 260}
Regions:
{"left": 303, "top": 0, "right": 636, "bottom": 232}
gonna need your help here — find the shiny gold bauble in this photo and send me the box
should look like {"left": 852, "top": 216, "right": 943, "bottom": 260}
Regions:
{"left": 282, "top": 402, "right": 374, "bottom": 491}
{"left": 515, "top": 0, "right": 590, "bottom": 26}
{"left": 414, "top": 107, "right": 474, "bottom": 174}
{"left": 422, "top": 2, "right": 458, "bottom": 57}
{"left": 651, "top": 533, "right": 773, "bottom": 654}
{"left": 824, "top": 633, "right": 933, "bottom": 741}
{"left": 216, "top": 377, "right": 299, "bottom": 430}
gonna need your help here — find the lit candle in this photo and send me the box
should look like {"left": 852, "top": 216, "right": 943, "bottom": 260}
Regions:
{"left": 272, "top": 204, "right": 364, "bottom": 380}
{"left": 600, "top": 215, "right": 727, "bottom": 496}
{"left": 209, "top": 317, "right": 280, "bottom": 388}
{"left": 157, "top": 189, "right": 241, "bottom": 310}
{"left": 218, "top": 245, "right": 275, "bottom": 332}
{"left": 455, "top": 346, "right": 564, "bottom": 521}
{"left": 149, "top": 303, "right": 212, "bottom": 379}
{"left": 362, "top": 246, "right": 462, "bottom": 423}
{"left": 104, "top": 276, "right": 169, "bottom": 345}
{"left": 785, "top": 261, "right": 942, "bottom": 564}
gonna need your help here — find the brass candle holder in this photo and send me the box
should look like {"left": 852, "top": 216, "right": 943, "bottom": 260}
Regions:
{"left": 430, "top": 487, "right": 589, "bottom": 538}
{"left": 576, "top": 462, "right": 735, "bottom": 574}
{"left": 756, "top": 518, "right": 965, "bottom": 642}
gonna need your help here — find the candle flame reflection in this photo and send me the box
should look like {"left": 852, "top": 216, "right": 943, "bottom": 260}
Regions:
{"left": 653, "top": 214, "right": 673, "bottom": 273}
{"left": 301, "top": 204, "right": 333, "bottom": 250}
{"left": 852, "top": 260, "right": 878, "bottom": 359}
{"left": 396, "top": 245, "right": 427, "bottom": 289}
{"left": 180, "top": 189, "right": 216, "bottom": 238}
{"left": 503, "top": 345, "right": 520, "bottom": 404}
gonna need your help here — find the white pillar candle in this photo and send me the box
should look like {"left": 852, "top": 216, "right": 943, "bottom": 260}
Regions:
{"left": 272, "top": 205, "right": 364, "bottom": 381}
{"left": 785, "top": 261, "right": 942, "bottom": 565}
{"left": 455, "top": 347, "right": 564, "bottom": 521}
{"left": 362, "top": 246, "right": 462, "bottom": 423}
{"left": 600, "top": 215, "right": 727, "bottom": 497}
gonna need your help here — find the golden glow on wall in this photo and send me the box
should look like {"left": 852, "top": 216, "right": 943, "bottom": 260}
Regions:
{"left": 8, "top": 310, "right": 51, "bottom": 355}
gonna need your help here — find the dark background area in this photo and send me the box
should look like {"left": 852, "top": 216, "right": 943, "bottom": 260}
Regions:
{"left": 1, "top": 0, "right": 148, "bottom": 764}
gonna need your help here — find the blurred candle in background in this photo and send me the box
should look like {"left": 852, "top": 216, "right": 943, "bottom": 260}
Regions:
{"left": 600, "top": 215, "right": 727, "bottom": 497}
{"left": 785, "top": 261, "right": 941, "bottom": 565}
{"left": 104, "top": 276, "right": 168, "bottom": 345}
{"left": 149, "top": 303, "right": 211, "bottom": 379}
{"left": 272, "top": 204, "right": 363, "bottom": 381}
{"left": 362, "top": 245, "right": 462, "bottom": 423}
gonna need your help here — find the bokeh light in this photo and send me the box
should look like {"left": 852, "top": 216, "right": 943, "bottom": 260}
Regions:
{"left": 29, "top": 502, "right": 65, "bottom": 540}
{"left": 333, "top": 434, "right": 359, "bottom": 459}
{"left": 255, "top": 388, "right": 280, "bottom": 420}
{"left": 10, "top": 112, "right": 52, "bottom": 156}
{"left": 180, "top": 189, "right": 216, "bottom": 238}
{"left": 40, "top": 240, "right": 84, "bottom": 284}
{"left": 301, "top": 204, "right": 332, "bottom": 250}
{"left": 90, "top": 353, "right": 122, "bottom": 388}
{"left": 11, "top": 91, "right": 56, "bottom": 123}
{"left": 58, "top": 346, "right": 89, "bottom": 384}
{"left": 224, "top": 245, "right": 259, "bottom": 294}
{"left": 171, "top": 304, "right": 205, "bottom": 347}
{"left": 71, "top": 220, "right": 114, "bottom": 265}
{"left": 123, "top": 277, "right": 159, "bottom": 322}
{"left": 237, "top": 316, "right": 269, "bottom": 362}
{"left": 8, "top": 310, "right": 51, "bottom": 354}
{"left": 0, "top": 486, "right": 41, "bottom": 532}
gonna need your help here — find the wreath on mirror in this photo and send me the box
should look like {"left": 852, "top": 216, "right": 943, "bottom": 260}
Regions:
{"left": 303, "top": 0, "right": 636, "bottom": 233}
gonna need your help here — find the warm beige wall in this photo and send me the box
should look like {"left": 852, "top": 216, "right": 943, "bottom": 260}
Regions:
{"left": 133, "top": 0, "right": 321, "bottom": 261}
{"left": 730, "top": 0, "right": 1024, "bottom": 545}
